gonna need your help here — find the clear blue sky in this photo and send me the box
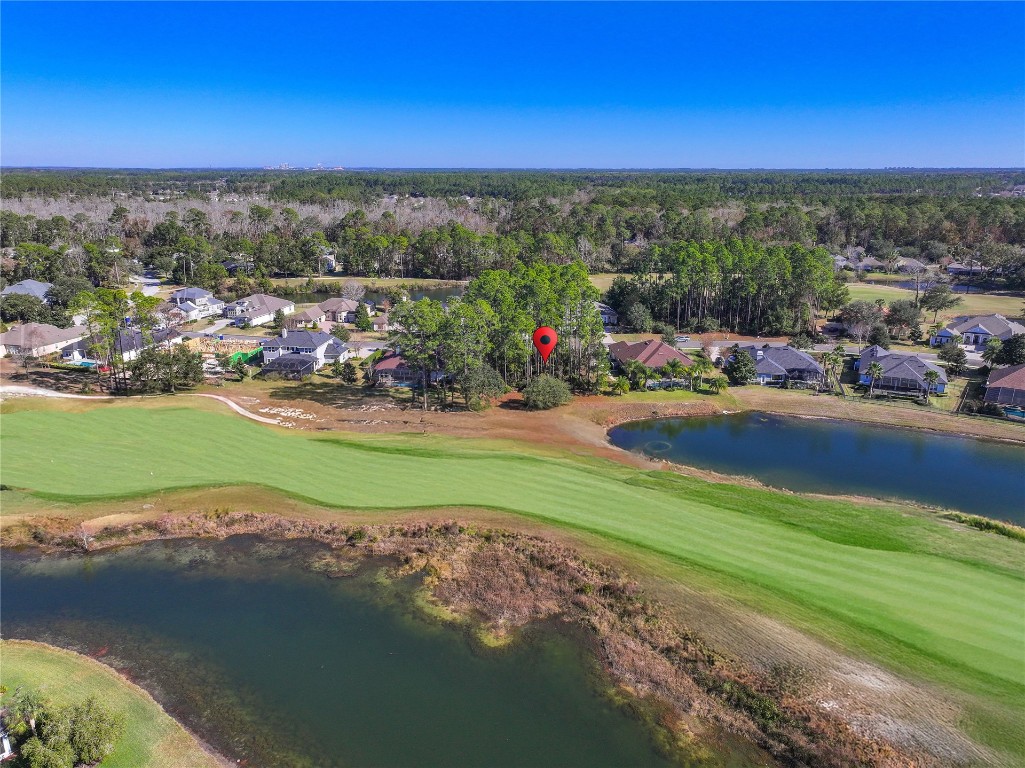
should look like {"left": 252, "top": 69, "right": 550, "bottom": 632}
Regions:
{"left": 2, "top": 1, "right": 1022, "bottom": 168}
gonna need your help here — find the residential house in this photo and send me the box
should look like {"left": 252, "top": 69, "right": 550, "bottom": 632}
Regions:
{"left": 734, "top": 345, "right": 824, "bottom": 386}
{"left": 1, "top": 279, "right": 54, "bottom": 302}
{"left": 946, "top": 260, "right": 986, "bottom": 277}
{"left": 984, "top": 364, "right": 1025, "bottom": 409}
{"left": 832, "top": 255, "right": 851, "bottom": 271}
{"left": 260, "top": 354, "right": 320, "bottom": 380}
{"left": 260, "top": 328, "right": 350, "bottom": 370}
{"left": 855, "top": 256, "right": 887, "bottom": 272}
{"left": 372, "top": 312, "right": 396, "bottom": 332}
{"left": 370, "top": 351, "right": 445, "bottom": 386}
{"left": 223, "top": 294, "right": 295, "bottom": 327}
{"left": 0, "top": 322, "right": 87, "bottom": 357}
{"left": 895, "top": 257, "right": 927, "bottom": 274}
{"left": 608, "top": 339, "right": 695, "bottom": 372}
{"left": 168, "top": 287, "right": 225, "bottom": 321}
{"left": 856, "top": 345, "right": 947, "bottom": 395}
{"left": 318, "top": 297, "right": 375, "bottom": 323}
{"left": 595, "top": 301, "right": 619, "bottom": 327}
{"left": 285, "top": 307, "right": 327, "bottom": 329}
{"left": 930, "top": 314, "right": 1025, "bottom": 350}
{"left": 61, "top": 328, "right": 183, "bottom": 363}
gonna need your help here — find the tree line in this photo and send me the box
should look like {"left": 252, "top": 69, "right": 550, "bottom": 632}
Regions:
{"left": 602, "top": 239, "right": 844, "bottom": 337}
{"left": 388, "top": 261, "right": 606, "bottom": 409}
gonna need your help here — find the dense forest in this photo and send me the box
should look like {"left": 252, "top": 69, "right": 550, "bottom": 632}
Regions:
{"left": 4, "top": 168, "right": 1024, "bottom": 203}
{"left": 2, "top": 170, "right": 1023, "bottom": 338}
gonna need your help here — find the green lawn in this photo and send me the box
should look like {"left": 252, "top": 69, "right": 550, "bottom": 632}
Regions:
{"left": 2, "top": 401, "right": 1023, "bottom": 758}
{"left": 0, "top": 641, "right": 220, "bottom": 768}
{"left": 845, "top": 283, "right": 1024, "bottom": 322}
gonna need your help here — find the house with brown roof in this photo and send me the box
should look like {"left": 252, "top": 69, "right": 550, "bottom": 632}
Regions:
{"left": 608, "top": 339, "right": 694, "bottom": 372}
{"left": 984, "top": 364, "right": 1025, "bottom": 409}
{"left": 318, "top": 297, "right": 375, "bottom": 323}
{"left": 285, "top": 307, "right": 327, "bottom": 329}
{"left": 369, "top": 351, "right": 445, "bottom": 387}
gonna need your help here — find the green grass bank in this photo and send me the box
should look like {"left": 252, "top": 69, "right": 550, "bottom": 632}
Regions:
{"left": 0, "top": 640, "right": 221, "bottom": 768}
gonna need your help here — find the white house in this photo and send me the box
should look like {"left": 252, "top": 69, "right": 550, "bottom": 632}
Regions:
{"left": 0, "top": 323, "right": 88, "bottom": 357}
{"left": 260, "top": 328, "right": 351, "bottom": 370}
{"left": 168, "top": 287, "right": 225, "bottom": 321}
{"left": 61, "top": 328, "right": 183, "bottom": 363}
{"left": 223, "top": 294, "right": 295, "bottom": 327}
{"left": 595, "top": 301, "right": 618, "bottom": 328}
{"left": 931, "top": 314, "right": 1025, "bottom": 350}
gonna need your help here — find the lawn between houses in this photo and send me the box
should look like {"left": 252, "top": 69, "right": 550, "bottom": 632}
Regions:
{"left": 1, "top": 399, "right": 1023, "bottom": 762}
{"left": 0, "top": 640, "right": 221, "bottom": 768}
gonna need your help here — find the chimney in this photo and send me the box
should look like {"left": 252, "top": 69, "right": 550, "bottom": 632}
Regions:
{"left": 281, "top": 327, "right": 288, "bottom": 338}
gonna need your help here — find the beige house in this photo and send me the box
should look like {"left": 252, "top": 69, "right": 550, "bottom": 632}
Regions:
{"left": 0, "top": 323, "right": 88, "bottom": 357}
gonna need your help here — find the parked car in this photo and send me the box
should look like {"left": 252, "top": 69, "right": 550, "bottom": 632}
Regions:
{"left": 674, "top": 335, "right": 691, "bottom": 345}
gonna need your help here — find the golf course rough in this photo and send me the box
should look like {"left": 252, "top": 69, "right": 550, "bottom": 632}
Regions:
{"left": 2, "top": 401, "right": 1023, "bottom": 758}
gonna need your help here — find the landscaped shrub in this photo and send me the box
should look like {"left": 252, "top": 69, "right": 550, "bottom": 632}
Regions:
{"left": 522, "top": 375, "right": 571, "bottom": 410}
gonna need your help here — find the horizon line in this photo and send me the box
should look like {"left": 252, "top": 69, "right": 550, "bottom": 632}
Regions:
{"left": 4, "top": 166, "right": 1025, "bottom": 173}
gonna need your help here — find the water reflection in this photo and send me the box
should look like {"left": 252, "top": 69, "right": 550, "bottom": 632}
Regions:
{"left": 3, "top": 537, "right": 692, "bottom": 768}
{"left": 610, "top": 413, "right": 1025, "bottom": 523}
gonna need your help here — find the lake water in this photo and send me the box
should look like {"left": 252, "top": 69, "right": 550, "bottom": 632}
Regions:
{"left": 609, "top": 413, "right": 1025, "bottom": 524}
{"left": 1, "top": 536, "right": 747, "bottom": 768}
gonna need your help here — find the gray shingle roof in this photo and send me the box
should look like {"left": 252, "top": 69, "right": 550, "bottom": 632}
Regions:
{"left": 171, "top": 287, "right": 214, "bottom": 301}
{"left": 263, "top": 329, "right": 337, "bottom": 349}
{"left": 859, "top": 345, "right": 947, "bottom": 385}
{"left": 1, "top": 279, "right": 54, "bottom": 301}
{"left": 942, "top": 314, "right": 1025, "bottom": 340}
{"left": 736, "top": 345, "right": 823, "bottom": 377}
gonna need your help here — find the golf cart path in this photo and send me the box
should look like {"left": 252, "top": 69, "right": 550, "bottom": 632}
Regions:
{"left": 0, "top": 386, "right": 283, "bottom": 426}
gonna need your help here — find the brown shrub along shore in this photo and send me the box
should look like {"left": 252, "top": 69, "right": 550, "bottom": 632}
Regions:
{"left": 6, "top": 511, "right": 933, "bottom": 768}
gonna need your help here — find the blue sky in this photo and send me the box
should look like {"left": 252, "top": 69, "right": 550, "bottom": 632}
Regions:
{"left": 2, "top": 2, "right": 1022, "bottom": 168}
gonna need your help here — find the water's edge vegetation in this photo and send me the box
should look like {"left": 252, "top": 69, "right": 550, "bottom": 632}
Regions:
{"left": 5, "top": 515, "right": 917, "bottom": 768}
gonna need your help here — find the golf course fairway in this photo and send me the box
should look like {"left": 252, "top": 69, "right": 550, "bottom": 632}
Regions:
{"left": 2, "top": 399, "right": 1023, "bottom": 759}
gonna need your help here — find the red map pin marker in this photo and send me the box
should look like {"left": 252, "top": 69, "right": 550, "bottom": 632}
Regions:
{"left": 533, "top": 326, "right": 558, "bottom": 362}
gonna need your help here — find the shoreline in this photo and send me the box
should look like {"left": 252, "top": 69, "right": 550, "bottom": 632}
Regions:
{"left": 2, "top": 515, "right": 938, "bottom": 768}
{"left": 0, "top": 639, "right": 232, "bottom": 768}
{"left": 591, "top": 393, "right": 1025, "bottom": 446}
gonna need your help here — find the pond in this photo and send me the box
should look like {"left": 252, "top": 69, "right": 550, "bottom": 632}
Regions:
{"left": 0, "top": 536, "right": 757, "bottom": 768}
{"left": 609, "top": 413, "right": 1025, "bottom": 524}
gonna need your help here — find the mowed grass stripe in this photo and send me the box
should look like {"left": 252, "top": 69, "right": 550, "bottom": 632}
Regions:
{"left": 2, "top": 405, "right": 1022, "bottom": 696}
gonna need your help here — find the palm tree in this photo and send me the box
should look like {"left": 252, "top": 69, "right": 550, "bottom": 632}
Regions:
{"left": 982, "top": 338, "right": 1003, "bottom": 367}
{"left": 691, "top": 358, "right": 713, "bottom": 391}
{"left": 822, "top": 351, "right": 843, "bottom": 390}
{"left": 662, "top": 357, "right": 685, "bottom": 385}
{"left": 623, "top": 360, "right": 650, "bottom": 390}
{"left": 866, "top": 361, "right": 884, "bottom": 397}
{"left": 612, "top": 376, "right": 630, "bottom": 396}
{"left": 707, "top": 374, "right": 728, "bottom": 394}
{"left": 923, "top": 369, "right": 940, "bottom": 403}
